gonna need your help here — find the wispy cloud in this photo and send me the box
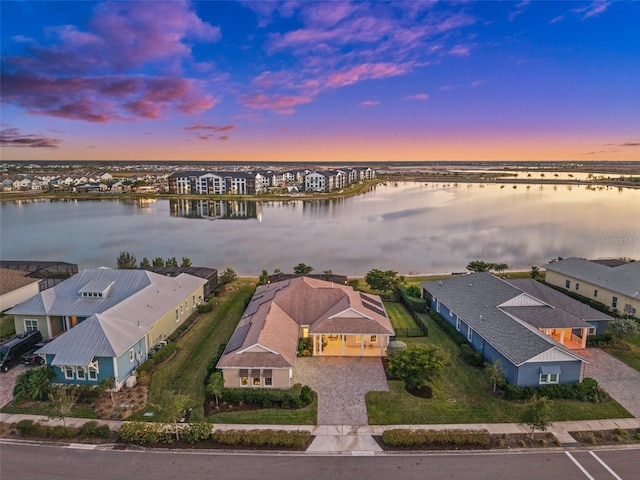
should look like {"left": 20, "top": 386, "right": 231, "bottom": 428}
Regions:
{"left": 575, "top": 1, "right": 610, "bottom": 19}
{"left": 470, "top": 79, "right": 485, "bottom": 88}
{"left": 549, "top": 15, "right": 565, "bottom": 24}
{"left": 0, "top": 128, "right": 62, "bottom": 148}
{"left": 240, "top": 93, "right": 312, "bottom": 115}
{"left": 448, "top": 44, "right": 471, "bottom": 57}
{"left": 185, "top": 124, "right": 236, "bottom": 132}
{"left": 0, "top": 1, "right": 219, "bottom": 122}
{"left": 402, "top": 93, "right": 429, "bottom": 101}
{"left": 359, "top": 100, "right": 380, "bottom": 107}
{"left": 509, "top": 0, "right": 531, "bottom": 21}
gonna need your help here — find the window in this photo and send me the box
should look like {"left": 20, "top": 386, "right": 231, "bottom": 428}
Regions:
{"left": 588, "top": 327, "right": 596, "bottom": 335}
{"left": 240, "top": 376, "right": 249, "bottom": 386}
{"left": 355, "top": 335, "right": 362, "bottom": 343}
{"left": 88, "top": 368, "right": 98, "bottom": 381}
{"left": 175, "top": 309, "right": 179, "bottom": 321}
{"left": 436, "top": 300, "right": 440, "bottom": 313}
{"left": 64, "top": 367, "right": 74, "bottom": 380}
{"left": 192, "top": 295, "right": 196, "bottom": 307}
{"left": 456, "top": 317, "right": 460, "bottom": 332}
{"left": 370, "top": 335, "right": 377, "bottom": 342}
{"left": 540, "top": 373, "right": 559, "bottom": 384}
{"left": 129, "top": 349, "right": 134, "bottom": 362}
{"left": 25, "top": 319, "right": 38, "bottom": 332}
{"left": 565, "top": 280, "right": 570, "bottom": 289}
{"left": 467, "top": 327, "right": 473, "bottom": 342}
{"left": 593, "top": 289, "right": 598, "bottom": 298}
{"left": 302, "top": 327, "right": 309, "bottom": 338}
{"left": 77, "top": 367, "right": 85, "bottom": 380}
{"left": 575, "top": 283, "right": 579, "bottom": 291}
{"left": 253, "top": 377, "right": 261, "bottom": 387}
{"left": 612, "top": 296, "right": 618, "bottom": 308}
{"left": 264, "top": 377, "right": 272, "bottom": 386}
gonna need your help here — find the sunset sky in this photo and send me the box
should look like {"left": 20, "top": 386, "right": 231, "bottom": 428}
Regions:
{"left": 1, "top": 0, "right": 639, "bottom": 162}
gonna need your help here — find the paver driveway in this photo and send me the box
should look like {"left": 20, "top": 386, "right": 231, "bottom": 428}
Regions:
{"left": 292, "top": 357, "right": 389, "bottom": 425}
{"left": 0, "top": 364, "right": 25, "bottom": 408}
{"left": 581, "top": 348, "right": 640, "bottom": 418}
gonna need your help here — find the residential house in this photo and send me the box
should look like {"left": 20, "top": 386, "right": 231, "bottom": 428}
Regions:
{"left": 0, "top": 268, "right": 41, "bottom": 313}
{"left": 217, "top": 277, "right": 394, "bottom": 389}
{"left": 421, "top": 273, "right": 611, "bottom": 387}
{"left": 8, "top": 268, "right": 206, "bottom": 389}
{"left": 543, "top": 257, "right": 640, "bottom": 317}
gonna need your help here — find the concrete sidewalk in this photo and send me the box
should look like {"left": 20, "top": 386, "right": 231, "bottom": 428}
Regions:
{"left": 2, "top": 413, "right": 638, "bottom": 454}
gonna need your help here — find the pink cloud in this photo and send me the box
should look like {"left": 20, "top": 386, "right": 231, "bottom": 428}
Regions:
{"left": 449, "top": 44, "right": 471, "bottom": 57}
{"left": 402, "top": 93, "right": 429, "bottom": 101}
{"left": 359, "top": 100, "right": 380, "bottom": 107}
{"left": 0, "top": 128, "right": 62, "bottom": 149}
{"left": 327, "top": 63, "right": 410, "bottom": 88}
{"left": 1, "top": 1, "right": 219, "bottom": 122}
{"left": 240, "top": 93, "right": 312, "bottom": 115}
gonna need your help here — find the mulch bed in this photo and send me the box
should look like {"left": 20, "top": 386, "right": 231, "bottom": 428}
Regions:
{"left": 405, "top": 386, "right": 433, "bottom": 399}
{"left": 374, "top": 432, "right": 560, "bottom": 451}
{"left": 133, "top": 436, "right": 314, "bottom": 451}
{"left": 570, "top": 429, "right": 640, "bottom": 446}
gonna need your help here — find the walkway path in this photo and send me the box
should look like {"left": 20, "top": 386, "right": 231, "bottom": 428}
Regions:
{"left": 580, "top": 348, "right": 640, "bottom": 418}
{"left": 291, "top": 357, "right": 389, "bottom": 425}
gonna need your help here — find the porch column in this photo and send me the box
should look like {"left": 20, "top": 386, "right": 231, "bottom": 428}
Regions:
{"left": 313, "top": 335, "right": 317, "bottom": 356}
{"left": 46, "top": 315, "right": 53, "bottom": 339}
{"left": 581, "top": 328, "right": 587, "bottom": 348}
{"left": 341, "top": 335, "right": 345, "bottom": 356}
{"left": 380, "top": 336, "right": 385, "bottom": 356}
{"left": 319, "top": 335, "right": 323, "bottom": 355}
{"left": 64, "top": 316, "right": 71, "bottom": 331}
{"left": 560, "top": 329, "right": 565, "bottom": 345}
{"left": 360, "top": 335, "right": 364, "bottom": 356}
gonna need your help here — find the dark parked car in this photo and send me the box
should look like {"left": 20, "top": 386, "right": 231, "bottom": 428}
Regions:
{"left": 0, "top": 331, "right": 43, "bottom": 372}
{"left": 20, "top": 344, "right": 47, "bottom": 366}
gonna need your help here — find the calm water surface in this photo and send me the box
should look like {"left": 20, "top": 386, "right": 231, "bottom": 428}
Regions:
{"left": 1, "top": 182, "right": 639, "bottom": 275}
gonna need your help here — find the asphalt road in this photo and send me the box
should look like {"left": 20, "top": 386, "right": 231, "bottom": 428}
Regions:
{"left": 1, "top": 442, "right": 638, "bottom": 480}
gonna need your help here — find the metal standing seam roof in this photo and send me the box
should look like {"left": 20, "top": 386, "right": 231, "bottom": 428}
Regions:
{"left": 543, "top": 257, "right": 640, "bottom": 299}
{"left": 422, "top": 273, "right": 584, "bottom": 366}
{"left": 32, "top": 269, "right": 206, "bottom": 366}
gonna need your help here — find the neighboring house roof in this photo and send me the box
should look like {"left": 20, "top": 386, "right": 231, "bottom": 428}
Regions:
{"left": 23, "top": 268, "right": 206, "bottom": 366}
{"left": 543, "top": 257, "right": 640, "bottom": 300}
{"left": 422, "top": 273, "right": 585, "bottom": 366}
{"left": 217, "top": 277, "right": 394, "bottom": 370}
{"left": 0, "top": 268, "right": 40, "bottom": 296}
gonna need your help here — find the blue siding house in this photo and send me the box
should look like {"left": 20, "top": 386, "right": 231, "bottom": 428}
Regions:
{"left": 421, "top": 273, "right": 609, "bottom": 387}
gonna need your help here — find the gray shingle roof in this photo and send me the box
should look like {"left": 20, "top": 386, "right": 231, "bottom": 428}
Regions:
{"left": 543, "top": 257, "right": 640, "bottom": 299}
{"left": 422, "top": 273, "right": 584, "bottom": 366}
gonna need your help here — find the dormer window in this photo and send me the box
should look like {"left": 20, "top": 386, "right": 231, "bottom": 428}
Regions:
{"left": 79, "top": 280, "right": 114, "bottom": 298}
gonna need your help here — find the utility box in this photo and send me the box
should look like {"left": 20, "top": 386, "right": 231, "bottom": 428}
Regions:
{"left": 125, "top": 375, "right": 137, "bottom": 388}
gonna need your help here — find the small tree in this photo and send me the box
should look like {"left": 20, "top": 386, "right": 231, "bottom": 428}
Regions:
{"left": 180, "top": 257, "right": 192, "bottom": 267}
{"left": 387, "top": 344, "right": 447, "bottom": 390}
{"left": 466, "top": 260, "right": 491, "bottom": 273}
{"left": 492, "top": 263, "right": 509, "bottom": 275}
{"left": 152, "top": 257, "right": 165, "bottom": 267}
{"left": 484, "top": 360, "right": 507, "bottom": 394}
{"left": 165, "top": 257, "right": 179, "bottom": 267}
{"left": 206, "top": 372, "right": 225, "bottom": 406}
{"left": 99, "top": 376, "right": 116, "bottom": 407}
{"left": 608, "top": 318, "right": 640, "bottom": 339}
{"left": 152, "top": 389, "right": 191, "bottom": 442}
{"left": 139, "top": 257, "right": 151, "bottom": 268}
{"left": 406, "top": 285, "right": 422, "bottom": 298}
{"left": 219, "top": 267, "right": 238, "bottom": 285}
{"left": 258, "top": 270, "right": 269, "bottom": 286}
{"left": 293, "top": 263, "right": 314, "bottom": 275}
{"left": 365, "top": 269, "right": 400, "bottom": 297}
{"left": 117, "top": 251, "right": 137, "bottom": 269}
{"left": 530, "top": 266, "right": 540, "bottom": 279}
{"left": 48, "top": 385, "right": 81, "bottom": 430}
{"left": 522, "top": 395, "right": 553, "bottom": 439}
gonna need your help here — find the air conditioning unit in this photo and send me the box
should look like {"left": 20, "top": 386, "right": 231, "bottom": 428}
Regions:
{"left": 125, "top": 375, "right": 137, "bottom": 388}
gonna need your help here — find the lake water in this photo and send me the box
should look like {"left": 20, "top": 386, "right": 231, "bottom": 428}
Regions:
{"left": 1, "top": 182, "right": 639, "bottom": 276}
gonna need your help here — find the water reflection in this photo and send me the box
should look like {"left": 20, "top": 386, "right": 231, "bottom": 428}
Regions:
{"left": 169, "top": 199, "right": 260, "bottom": 220}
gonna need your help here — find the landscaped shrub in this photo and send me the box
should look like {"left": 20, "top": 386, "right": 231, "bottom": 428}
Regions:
{"left": 297, "top": 337, "right": 313, "bottom": 356}
{"left": 49, "top": 426, "right": 74, "bottom": 439}
{"left": 118, "top": 421, "right": 173, "bottom": 445}
{"left": 76, "top": 384, "right": 101, "bottom": 404}
{"left": 211, "top": 429, "right": 310, "bottom": 448}
{"left": 382, "top": 429, "right": 491, "bottom": 448}
{"left": 78, "top": 421, "right": 111, "bottom": 439}
{"left": 15, "top": 419, "right": 41, "bottom": 437}
{"left": 180, "top": 422, "right": 212, "bottom": 444}
{"left": 215, "top": 383, "right": 312, "bottom": 409}
{"left": 197, "top": 303, "right": 214, "bottom": 313}
{"left": 429, "top": 311, "right": 467, "bottom": 347}
{"left": 460, "top": 344, "right": 484, "bottom": 366}
{"left": 587, "top": 333, "right": 614, "bottom": 347}
{"left": 396, "top": 286, "right": 427, "bottom": 313}
{"left": 504, "top": 378, "right": 608, "bottom": 402}
{"left": 150, "top": 342, "right": 177, "bottom": 364}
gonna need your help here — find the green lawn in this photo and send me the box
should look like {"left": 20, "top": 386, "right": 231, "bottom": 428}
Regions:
{"left": 146, "top": 281, "right": 256, "bottom": 421}
{"left": 366, "top": 314, "right": 631, "bottom": 424}
{"left": 384, "top": 301, "right": 419, "bottom": 330}
{"left": 206, "top": 394, "right": 317, "bottom": 425}
{"left": 605, "top": 336, "right": 640, "bottom": 372}
{"left": 1, "top": 402, "right": 97, "bottom": 419}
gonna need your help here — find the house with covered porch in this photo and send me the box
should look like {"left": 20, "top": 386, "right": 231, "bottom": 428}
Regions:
{"left": 217, "top": 277, "right": 394, "bottom": 389}
{"left": 422, "top": 273, "right": 611, "bottom": 387}
{"left": 8, "top": 268, "right": 206, "bottom": 389}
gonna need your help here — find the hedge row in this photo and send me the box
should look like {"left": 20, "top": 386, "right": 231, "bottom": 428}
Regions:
{"left": 429, "top": 311, "right": 468, "bottom": 347}
{"left": 216, "top": 384, "right": 312, "bottom": 409}
{"left": 117, "top": 421, "right": 211, "bottom": 445}
{"left": 396, "top": 287, "right": 428, "bottom": 313}
{"left": 15, "top": 419, "right": 111, "bottom": 440}
{"left": 197, "top": 303, "right": 214, "bottom": 313}
{"left": 211, "top": 429, "right": 310, "bottom": 448}
{"left": 167, "top": 312, "right": 199, "bottom": 343}
{"left": 460, "top": 344, "right": 484, "bottom": 366}
{"left": 382, "top": 428, "right": 491, "bottom": 448}
{"left": 504, "top": 377, "right": 609, "bottom": 402}
{"left": 587, "top": 333, "right": 614, "bottom": 347}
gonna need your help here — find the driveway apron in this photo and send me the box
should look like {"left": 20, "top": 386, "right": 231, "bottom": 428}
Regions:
{"left": 292, "top": 357, "right": 389, "bottom": 425}
{"left": 581, "top": 347, "right": 640, "bottom": 418}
